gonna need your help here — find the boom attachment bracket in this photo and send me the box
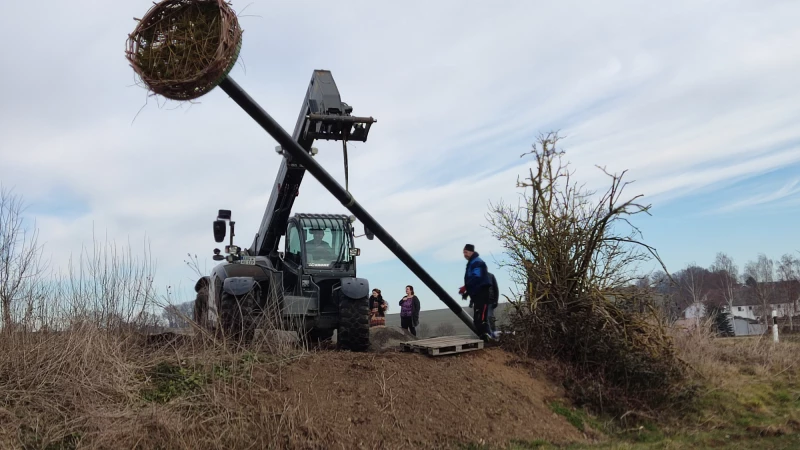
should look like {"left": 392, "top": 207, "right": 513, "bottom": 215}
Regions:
{"left": 303, "top": 114, "right": 376, "bottom": 142}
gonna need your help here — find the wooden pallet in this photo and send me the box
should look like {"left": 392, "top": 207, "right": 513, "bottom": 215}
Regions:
{"left": 400, "top": 336, "right": 484, "bottom": 356}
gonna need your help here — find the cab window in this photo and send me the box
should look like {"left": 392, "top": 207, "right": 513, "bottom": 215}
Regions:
{"left": 286, "top": 225, "right": 301, "bottom": 263}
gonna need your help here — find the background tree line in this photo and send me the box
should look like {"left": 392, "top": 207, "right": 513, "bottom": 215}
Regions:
{"left": 633, "top": 251, "right": 800, "bottom": 328}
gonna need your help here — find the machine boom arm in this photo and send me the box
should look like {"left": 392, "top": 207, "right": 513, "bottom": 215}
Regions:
{"left": 249, "top": 70, "right": 375, "bottom": 257}
{"left": 220, "top": 76, "right": 479, "bottom": 335}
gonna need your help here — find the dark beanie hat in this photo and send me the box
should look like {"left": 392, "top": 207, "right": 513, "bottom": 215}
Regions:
{"left": 464, "top": 244, "right": 475, "bottom": 252}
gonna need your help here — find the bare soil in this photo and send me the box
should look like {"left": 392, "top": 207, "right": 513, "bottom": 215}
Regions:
{"left": 0, "top": 327, "right": 594, "bottom": 449}
{"left": 368, "top": 326, "right": 418, "bottom": 352}
{"left": 248, "top": 345, "right": 592, "bottom": 449}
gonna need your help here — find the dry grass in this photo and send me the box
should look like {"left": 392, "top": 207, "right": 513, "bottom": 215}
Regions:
{"left": 0, "top": 220, "right": 315, "bottom": 449}
{"left": 644, "top": 323, "right": 800, "bottom": 442}
{"left": 510, "top": 326, "right": 800, "bottom": 449}
{"left": 0, "top": 325, "right": 309, "bottom": 449}
{"left": 671, "top": 320, "right": 798, "bottom": 387}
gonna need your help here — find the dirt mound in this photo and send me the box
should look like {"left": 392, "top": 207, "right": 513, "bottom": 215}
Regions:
{"left": 369, "top": 326, "right": 417, "bottom": 352}
{"left": 250, "top": 347, "right": 591, "bottom": 449}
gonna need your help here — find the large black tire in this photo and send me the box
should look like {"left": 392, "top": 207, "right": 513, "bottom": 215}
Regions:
{"left": 219, "top": 285, "right": 262, "bottom": 343}
{"left": 296, "top": 324, "right": 335, "bottom": 348}
{"left": 337, "top": 294, "right": 370, "bottom": 352}
{"left": 193, "top": 287, "right": 209, "bottom": 330}
{"left": 311, "top": 328, "right": 335, "bottom": 340}
{"left": 307, "top": 327, "right": 334, "bottom": 343}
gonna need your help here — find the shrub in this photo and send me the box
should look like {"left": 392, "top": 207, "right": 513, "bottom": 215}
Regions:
{"left": 487, "top": 132, "right": 693, "bottom": 417}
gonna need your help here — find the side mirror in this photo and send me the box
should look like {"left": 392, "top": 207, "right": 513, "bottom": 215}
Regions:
{"left": 213, "top": 254, "right": 225, "bottom": 261}
{"left": 364, "top": 226, "right": 374, "bottom": 241}
{"left": 213, "top": 220, "right": 226, "bottom": 243}
{"left": 217, "top": 210, "right": 232, "bottom": 220}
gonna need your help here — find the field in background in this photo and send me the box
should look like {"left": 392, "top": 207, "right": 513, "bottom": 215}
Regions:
{"left": 385, "top": 303, "right": 513, "bottom": 337}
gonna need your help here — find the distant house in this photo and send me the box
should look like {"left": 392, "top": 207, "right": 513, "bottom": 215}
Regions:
{"left": 724, "top": 282, "right": 799, "bottom": 322}
{"left": 674, "top": 299, "right": 766, "bottom": 337}
{"left": 670, "top": 300, "right": 708, "bottom": 334}
{"left": 683, "top": 301, "right": 706, "bottom": 320}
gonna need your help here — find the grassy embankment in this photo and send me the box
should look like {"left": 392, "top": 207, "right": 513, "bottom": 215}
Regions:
{"left": 484, "top": 330, "right": 800, "bottom": 450}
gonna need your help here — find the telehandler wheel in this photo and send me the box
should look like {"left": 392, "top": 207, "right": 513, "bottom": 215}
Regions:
{"left": 337, "top": 294, "right": 370, "bottom": 352}
{"left": 306, "top": 328, "right": 334, "bottom": 342}
{"left": 315, "top": 329, "right": 336, "bottom": 340}
{"left": 296, "top": 326, "right": 334, "bottom": 349}
{"left": 219, "top": 285, "right": 262, "bottom": 343}
{"left": 193, "top": 286, "right": 209, "bottom": 330}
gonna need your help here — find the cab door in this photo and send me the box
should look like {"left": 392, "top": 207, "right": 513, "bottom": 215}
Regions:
{"left": 281, "top": 223, "right": 302, "bottom": 294}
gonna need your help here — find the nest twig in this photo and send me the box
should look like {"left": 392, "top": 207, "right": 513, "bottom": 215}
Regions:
{"left": 125, "top": 0, "right": 243, "bottom": 101}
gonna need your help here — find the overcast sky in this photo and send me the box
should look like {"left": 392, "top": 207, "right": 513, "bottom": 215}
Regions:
{"left": 1, "top": 0, "right": 799, "bottom": 314}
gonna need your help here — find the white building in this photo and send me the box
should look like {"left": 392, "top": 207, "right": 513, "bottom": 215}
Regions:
{"left": 683, "top": 301, "right": 706, "bottom": 319}
{"left": 726, "top": 284, "right": 798, "bottom": 322}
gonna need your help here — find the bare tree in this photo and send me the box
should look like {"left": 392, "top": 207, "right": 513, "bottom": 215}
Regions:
{"left": 0, "top": 187, "right": 47, "bottom": 330}
{"left": 744, "top": 254, "right": 775, "bottom": 327}
{"left": 777, "top": 253, "right": 799, "bottom": 330}
{"left": 486, "top": 132, "right": 667, "bottom": 309}
{"left": 162, "top": 302, "right": 193, "bottom": 328}
{"left": 648, "top": 270, "right": 681, "bottom": 320}
{"left": 485, "top": 132, "right": 683, "bottom": 415}
{"left": 710, "top": 252, "right": 738, "bottom": 317}
{"left": 416, "top": 322, "right": 431, "bottom": 338}
{"left": 679, "top": 263, "right": 708, "bottom": 321}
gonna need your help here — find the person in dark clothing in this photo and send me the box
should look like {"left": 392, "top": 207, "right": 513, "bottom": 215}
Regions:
{"left": 461, "top": 244, "right": 493, "bottom": 341}
{"left": 399, "top": 285, "right": 421, "bottom": 336}
{"left": 487, "top": 272, "right": 500, "bottom": 338}
{"left": 369, "top": 288, "right": 387, "bottom": 328}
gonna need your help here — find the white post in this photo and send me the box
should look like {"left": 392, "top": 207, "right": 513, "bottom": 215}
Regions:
{"left": 772, "top": 310, "right": 779, "bottom": 343}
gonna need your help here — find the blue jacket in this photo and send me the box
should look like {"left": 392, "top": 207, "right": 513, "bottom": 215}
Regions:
{"left": 464, "top": 252, "right": 492, "bottom": 296}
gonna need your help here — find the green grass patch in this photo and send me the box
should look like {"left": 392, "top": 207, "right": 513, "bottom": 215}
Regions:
{"left": 502, "top": 373, "right": 800, "bottom": 450}
{"left": 459, "top": 440, "right": 555, "bottom": 450}
{"left": 549, "top": 402, "right": 585, "bottom": 432}
{"left": 138, "top": 352, "right": 291, "bottom": 403}
{"left": 140, "top": 362, "right": 209, "bottom": 403}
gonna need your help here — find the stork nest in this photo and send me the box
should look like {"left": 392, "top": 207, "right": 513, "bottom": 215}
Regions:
{"left": 125, "top": 0, "right": 243, "bottom": 101}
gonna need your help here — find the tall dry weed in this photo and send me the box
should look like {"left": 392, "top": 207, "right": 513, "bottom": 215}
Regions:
{"left": 671, "top": 318, "right": 799, "bottom": 387}
{"left": 0, "top": 324, "right": 310, "bottom": 449}
{"left": 0, "top": 225, "right": 308, "bottom": 448}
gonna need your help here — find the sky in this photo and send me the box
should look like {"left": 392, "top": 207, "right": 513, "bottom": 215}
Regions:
{"left": 1, "top": 0, "right": 799, "bottom": 315}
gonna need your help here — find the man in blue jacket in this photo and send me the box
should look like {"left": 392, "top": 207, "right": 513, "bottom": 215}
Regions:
{"left": 459, "top": 244, "right": 493, "bottom": 341}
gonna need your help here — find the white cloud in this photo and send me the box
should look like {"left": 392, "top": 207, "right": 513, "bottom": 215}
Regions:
{"left": 715, "top": 178, "right": 800, "bottom": 214}
{"left": 1, "top": 0, "right": 800, "bottom": 303}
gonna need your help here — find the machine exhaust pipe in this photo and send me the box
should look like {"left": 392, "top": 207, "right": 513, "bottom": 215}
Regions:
{"left": 217, "top": 77, "right": 477, "bottom": 335}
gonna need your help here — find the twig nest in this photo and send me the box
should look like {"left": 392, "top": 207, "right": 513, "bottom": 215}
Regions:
{"left": 125, "top": 0, "right": 243, "bottom": 101}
